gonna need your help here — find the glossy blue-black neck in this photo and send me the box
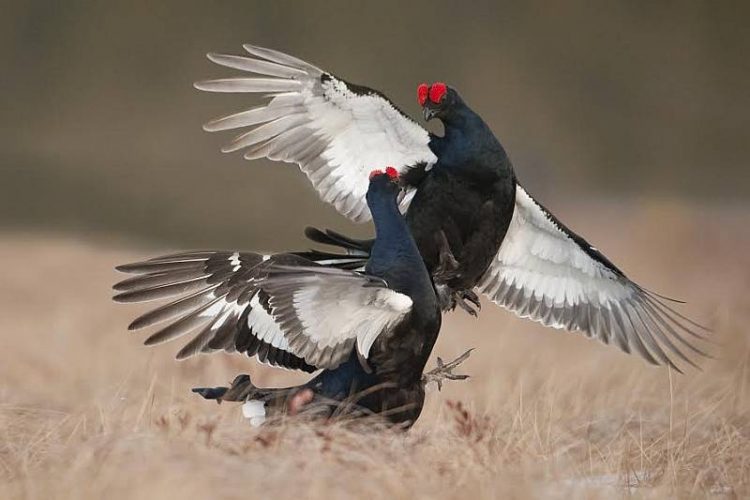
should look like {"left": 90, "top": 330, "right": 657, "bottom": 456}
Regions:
{"left": 365, "top": 179, "right": 429, "bottom": 295}
{"left": 429, "top": 96, "right": 512, "bottom": 178}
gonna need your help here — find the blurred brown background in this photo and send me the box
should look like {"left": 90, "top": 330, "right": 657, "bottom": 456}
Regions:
{"left": 1, "top": 0, "right": 748, "bottom": 251}
{"left": 2, "top": 3, "right": 750, "bottom": 497}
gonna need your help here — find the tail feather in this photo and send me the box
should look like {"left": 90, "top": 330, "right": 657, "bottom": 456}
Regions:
{"left": 294, "top": 226, "right": 372, "bottom": 271}
{"left": 192, "top": 374, "right": 262, "bottom": 402}
{"left": 304, "top": 227, "right": 373, "bottom": 256}
{"left": 293, "top": 249, "right": 367, "bottom": 270}
{"left": 192, "top": 375, "right": 269, "bottom": 427}
{"left": 192, "top": 386, "right": 229, "bottom": 401}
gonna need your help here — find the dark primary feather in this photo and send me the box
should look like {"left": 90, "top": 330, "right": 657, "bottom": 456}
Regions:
{"left": 303, "top": 227, "right": 372, "bottom": 256}
{"left": 114, "top": 251, "right": 316, "bottom": 371}
{"left": 113, "top": 242, "right": 416, "bottom": 373}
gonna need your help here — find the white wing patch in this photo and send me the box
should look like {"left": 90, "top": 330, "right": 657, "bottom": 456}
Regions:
{"left": 195, "top": 44, "right": 436, "bottom": 222}
{"left": 261, "top": 267, "right": 413, "bottom": 368}
{"left": 292, "top": 282, "right": 412, "bottom": 357}
{"left": 479, "top": 186, "right": 708, "bottom": 370}
{"left": 488, "top": 188, "right": 625, "bottom": 313}
{"left": 115, "top": 251, "right": 416, "bottom": 372}
{"left": 246, "top": 293, "right": 289, "bottom": 351}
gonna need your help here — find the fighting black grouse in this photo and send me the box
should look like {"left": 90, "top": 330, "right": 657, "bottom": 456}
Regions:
{"left": 194, "top": 45, "right": 710, "bottom": 372}
{"left": 114, "top": 169, "right": 461, "bottom": 427}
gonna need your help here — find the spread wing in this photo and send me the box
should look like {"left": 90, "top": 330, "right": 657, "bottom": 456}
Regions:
{"left": 478, "top": 186, "right": 710, "bottom": 371}
{"left": 114, "top": 251, "right": 411, "bottom": 371}
{"left": 257, "top": 265, "right": 413, "bottom": 368}
{"left": 195, "top": 45, "right": 436, "bottom": 222}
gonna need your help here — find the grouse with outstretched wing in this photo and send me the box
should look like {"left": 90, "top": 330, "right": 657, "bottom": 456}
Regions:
{"left": 194, "top": 45, "right": 710, "bottom": 372}
{"left": 114, "top": 169, "right": 462, "bottom": 427}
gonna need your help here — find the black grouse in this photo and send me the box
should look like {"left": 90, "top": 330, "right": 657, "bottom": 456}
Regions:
{"left": 194, "top": 45, "right": 710, "bottom": 372}
{"left": 114, "top": 169, "right": 464, "bottom": 427}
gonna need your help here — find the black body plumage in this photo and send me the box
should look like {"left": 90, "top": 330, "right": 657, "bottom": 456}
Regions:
{"left": 115, "top": 44, "right": 710, "bottom": 431}
{"left": 407, "top": 89, "right": 517, "bottom": 301}
{"left": 116, "top": 171, "right": 444, "bottom": 427}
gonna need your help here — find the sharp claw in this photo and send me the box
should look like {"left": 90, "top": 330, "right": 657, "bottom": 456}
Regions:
{"left": 463, "top": 290, "right": 481, "bottom": 310}
{"left": 448, "top": 289, "right": 482, "bottom": 317}
{"left": 447, "top": 348, "right": 474, "bottom": 367}
{"left": 455, "top": 295, "right": 479, "bottom": 317}
{"left": 422, "top": 349, "right": 474, "bottom": 390}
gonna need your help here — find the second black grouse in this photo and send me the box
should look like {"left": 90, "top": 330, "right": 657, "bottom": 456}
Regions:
{"left": 114, "top": 168, "right": 464, "bottom": 427}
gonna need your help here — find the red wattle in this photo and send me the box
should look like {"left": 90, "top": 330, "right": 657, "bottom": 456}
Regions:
{"left": 429, "top": 82, "right": 447, "bottom": 104}
{"left": 417, "top": 83, "right": 429, "bottom": 106}
{"left": 369, "top": 169, "right": 384, "bottom": 180}
{"left": 385, "top": 166, "right": 399, "bottom": 179}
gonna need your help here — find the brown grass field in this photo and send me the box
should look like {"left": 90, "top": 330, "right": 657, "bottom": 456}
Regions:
{"left": 1, "top": 201, "right": 749, "bottom": 499}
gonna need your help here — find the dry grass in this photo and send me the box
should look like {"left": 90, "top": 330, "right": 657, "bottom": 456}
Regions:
{"left": 1, "top": 201, "right": 749, "bottom": 499}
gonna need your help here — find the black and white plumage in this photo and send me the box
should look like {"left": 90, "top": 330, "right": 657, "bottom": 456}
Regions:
{"left": 195, "top": 45, "right": 435, "bottom": 222}
{"left": 477, "top": 187, "right": 708, "bottom": 369}
{"left": 307, "top": 186, "right": 710, "bottom": 371}
{"left": 114, "top": 253, "right": 413, "bottom": 372}
{"left": 195, "top": 45, "right": 512, "bottom": 311}
{"left": 245, "top": 264, "right": 413, "bottom": 368}
{"left": 115, "top": 170, "right": 443, "bottom": 426}
{"left": 114, "top": 251, "right": 316, "bottom": 371}
{"left": 194, "top": 44, "right": 710, "bottom": 372}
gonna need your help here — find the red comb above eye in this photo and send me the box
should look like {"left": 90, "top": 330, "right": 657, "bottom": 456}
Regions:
{"left": 417, "top": 83, "right": 429, "bottom": 106}
{"left": 369, "top": 169, "right": 384, "bottom": 180}
{"left": 429, "top": 82, "right": 447, "bottom": 104}
{"left": 385, "top": 166, "right": 399, "bottom": 179}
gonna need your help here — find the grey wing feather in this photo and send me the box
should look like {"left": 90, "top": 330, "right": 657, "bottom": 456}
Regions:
{"left": 195, "top": 44, "right": 436, "bottom": 222}
{"left": 114, "top": 251, "right": 316, "bottom": 372}
{"left": 479, "top": 186, "right": 711, "bottom": 372}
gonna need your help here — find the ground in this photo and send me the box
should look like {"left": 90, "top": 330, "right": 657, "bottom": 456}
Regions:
{"left": 1, "top": 201, "right": 748, "bottom": 499}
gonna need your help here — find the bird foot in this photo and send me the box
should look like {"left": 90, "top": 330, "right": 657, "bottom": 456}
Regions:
{"left": 433, "top": 230, "right": 460, "bottom": 283}
{"left": 422, "top": 349, "right": 474, "bottom": 391}
{"left": 453, "top": 289, "right": 481, "bottom": 317}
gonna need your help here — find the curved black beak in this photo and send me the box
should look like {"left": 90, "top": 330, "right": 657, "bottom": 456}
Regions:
{"left": 423, "top": 107, "right": 438, "bottom": 121}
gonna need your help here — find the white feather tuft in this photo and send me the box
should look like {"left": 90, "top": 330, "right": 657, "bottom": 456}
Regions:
{"left": 242, "top": 400, "right": 266, "bottom": 427}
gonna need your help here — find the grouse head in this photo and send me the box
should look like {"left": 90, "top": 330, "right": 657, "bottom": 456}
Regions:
{"left": 367, "top": 167, "right": 401, "bottom": 198}
{"left": 417, "top": 82, "right": 461, "bottom": 122}
{"left": 368, "top": 166, "right": 399, "bottom": 184}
